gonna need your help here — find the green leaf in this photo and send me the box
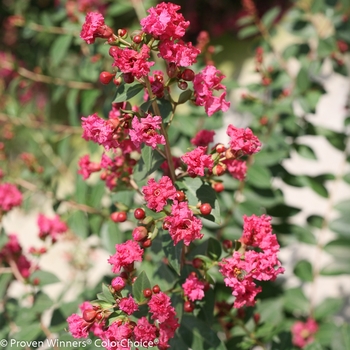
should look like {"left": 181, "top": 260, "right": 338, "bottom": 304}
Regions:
{"left": 329, "top": 216, "right": 350, "bottom": 237}
{"left": 0, "top": 273, "right": 12, "bottom": 300}
{"left": 236, "top": 16, "right": 254, "bottom": 26}
{"left": 101, "top": 283, "right": 116, "bottom": 304}
{"left": 67, "top": 210, "right": 88, "bottom": 238}
{"left": 12, "top": 323, "right": 43, "bottom": 342}
{"left": 50, "top": 35, "right": 73, "bottom": 66}
{"left": 291, "top": 225, "right": 317, "bottom": 245}
{"left": 315, "top": 126, "right": 346, "bottom": 151}
{"left": 162, "top": 232, "right": 182, "bottom": 275}
{"left": 247, "top": 163, "right": 272, "bottom": 188}
{"left": 334, "top": 199, "right": 350, "bottom": 214}
{"left": 32, "top": 292, "right": 53, "bottom": 313}
{"left": 113, "top": 83, "right": 144, "bottom": 103}
{"left": 295, "top": 144, "right": 317, "bottom": 160}
{"left": 262, "top": 6, "right": 281, "bottom": 28}
{"left": 206, "top": 237, "right": 222, "bottom": 260}
{"left": 66, "top": 89, "right": 79, "bottom": 126}
{"left": 294, "top": 260, "right": 313, "bottom": 282}
{"left": 132, "top": 271, "right": 151, "bottom": 304}
{"left": 178, "top": 89, "right": 192, "bottom": 104}
{"left": 305, "top": 176, "right": 328, "bottom": 198}
{"left": 142, "top": 146, "right": 165, "bottom": 175}
{"left": 29, "top": 270, "right": 60, "bottom": 286}
{"left": 307, "top": 215, "right": 323, "bottom": 229}
{"left": 100, "top": 221, "right": 124, "bottom": 254}
{"left": 283, "top": 287, "right": 309, "bottom": 314}
{"left": 81, "top": 89, "right": 101, "bottom": 116}
{"left": 179, "top": 314, "right": 227, "bottom": 350}
{"left": 313, "top": 297, "right": 343, "bottom": 320}
{"left": 344, "top": 173, "right": 350, "bottom": 185}
{"left": 318, "top": 38, "right": 336, "bottom": 57}
{"left": 155, "top": 98, "right": 173, "bottom": 123}
{"left": 296, "top": 67, "right": 311, "bottom": 93}
{"left": 108, "top": 2, "right": 133, "bottom": 16}
{"left": 324, "top": 238, "right": 350, "bottom": 260}
{"left": 331, "top": 323, "right": 350, "bottom": 350}
{"left": 237, "top": 25, "right": 259, "bottom": 39}
{"left": 320, "top": 261, "right": 350, "bottom": 275}
{"left": 267, "top": 204, "right": 301, "bottom": 217}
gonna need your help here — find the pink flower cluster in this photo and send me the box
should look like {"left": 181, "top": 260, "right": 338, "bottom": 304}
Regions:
{"left": 181, "top": 146, "right": 214, "bottom": 177}
{"left": 110, "top": 45, "right": 154, "bottom": 79}
{"left": 148, "top": 291, "right": 180, "bottom": 348}
{"left": 219, "top": 214, "right": 284, "bottom": 308}
{"left": 142, "top": 176, "right": 177, "bottom": 212}
{"left": 227, "top": 124, "right": 261, "bottom": 156}
{"left": 193, "top": 65, "right": 230, "bottom": 116}
{"left": 0, "top": 234, "right": 32, "bottom": 278}
{"left": 81, "top": 113, "right": 119, "bottom": 150}
{"left": 165, "top": 201, "right": 203, "bottom": 246}
{"left": 80, "top": 12, "right": 113, "bottom": 44}
{"left": 141, "top": 2, "right": 189, "bottom": 40}
{"left": 0, "top": 183, "right": 22, "bottom": 212}
{"left": 291, "top": 318, "right": 319, "bottom": 348}
{"left": 37, "top": 214, "right": 68, "bottom": 242}
{"left": 78, "top": 154, "right": 101, "bottom": 180}
{"left": 191, "top": 129, "right": 215, "bottom": 147}
{"left": 67, "top": 292, "right": 179, "bottom": 349}
{"left": 182, "top": 274, "right": 206, "bottom": 301}
{"left": 224, "top": 159, "right": 247, "bottom": 181}
{"left": 129, "top": 114, "right": 165, "bottom": 149}
{"left": 108, "top": 240, "right": 143, "bottom": 273}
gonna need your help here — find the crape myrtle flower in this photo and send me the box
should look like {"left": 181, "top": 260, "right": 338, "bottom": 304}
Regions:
{"left": 193, "top": 65, "right": 230, "bottom": 116}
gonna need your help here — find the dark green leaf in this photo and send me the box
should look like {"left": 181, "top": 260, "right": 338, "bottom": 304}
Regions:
{"left": 313, "top": 298, "right": 343, "bottom": 320}
{"left": 113, "top": 83, "right": 144, "bottom": 103}
{"left": 267, "top": 204, "right": 301, "bottom": 217}
{"left": 101, "top": 283, "right": 116, "bottom": 304}
{"left": 133, "top": 147, "right": 165, "bottom": 181}
{"left": 295, "top": 144, "right": 317, "bottom": 160}
{"left": 29, "top": 270, "right": 60, "bottom": 286}
{"left": 206, "top": 237, "right": 222, "bottom": 260}
{"left": 307, "top": 215, "right": 323, "bottom": 229}
{"left": 262, "top": 6, "right": 281, "bottom": 28}
{"left": 294, "top": 260, "right": 313, "bottom": 282}
{"left": 237, "top": 25, "right": 259, "bottom": 39}
{"left": 296, "top": 67, "right": 311, "bottom": 93}
{"left": 32, "top": 292, "right": 53, "bottom": 313}
{"left": 50, "top": 35, "right": 73, "bottom": 66}
{"left": 132, "top": 271, "right": 151, "bottom": 303}
{"left": 179, "top": 314, "right": 227, "bottom": 350}
{"left": 178, "top": 89, "right": 193, "bottom": 104}
{"left": 150, "top": 98, "right": 173, "bottom": 123}
{"left": 162, "top": 232, "right": 182, "bottom": 275}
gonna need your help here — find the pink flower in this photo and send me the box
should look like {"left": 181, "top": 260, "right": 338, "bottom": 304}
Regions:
{"left": 292, "top": 319, "right": 319, "bottom": 348}
{"left": 142, "top": 176, "right": 177, "bottom": 212}
{"left": 181, "top": 146, "right": 214, "bottom": 176}
{"left": 129, "top": 115, "right": 165, "bottom": 149}
{"left": 148, "top": 291, "right": 178, "bottom": 323}
{"left": 140, "top": 2, "right": 189, "bottom": 40}
{"left": 119, "top": 295, "right": 138, "bottom": 315}
{"left": 226, "top": 125, "right": 261, "bottom": 156}
{"left": 224, "top": 159, "right": 247, "bottom": 181}
{"left": 219, "top": 252, "right": 262, "bottom": 308}
{"left": 158, "top": 310, "right": 180, "bottom": 349}
{"left": 81, "top": 113, "right": 118, "bottom": 150}
{"left": 108, "top": 240, "right": 143, "bottom": 273}
{"left": 158, "top": 40, "right": 200, "bottom": 67}
{"left": 182, "top": 274, "right": 206, "bottom": 301}
{"left": 191, "top": 129, "right": 215, "bottom": 147}
{"left": 165, "top": 201, "right": 203, "bottom": 246}
{"left": 134, "top": 317, "right": 157, "bottom": 342}
{"left": 1, "top": 234, "right": 22, "bottom": 255}
{"left": 67, "top": 314, "right": 90, "bottom": 338}
{"left": 101, "top": 322, "right": 132, "bottom": 350}
{"left": 193, "top": 65, "right": 230, "bottom": 116}
{"left": 80, "top": 12, "right": 112, "bottom": 44}
{"left": 0, "top": 183, "right": 22, "bottom": 212}
{"left": 16, "top": 255, "right": 32, "bottom": 278}
{"left": 78, "top": 155, "right": 101, "bottom": 180}
{"left": 37, "top": 214, "right": 68, "bottom": 241}
{"left": 111, "top": 45, "right": 154, "bottom": 79}
{"left": 111, "top": 276, "right": 126, "bottom": 291}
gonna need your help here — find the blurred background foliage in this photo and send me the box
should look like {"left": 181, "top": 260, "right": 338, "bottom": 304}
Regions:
{"left": 0, "top": 0, "right": 350, "bottom": 349}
